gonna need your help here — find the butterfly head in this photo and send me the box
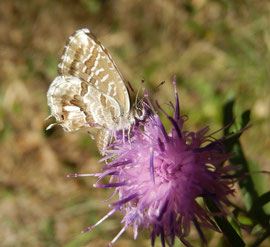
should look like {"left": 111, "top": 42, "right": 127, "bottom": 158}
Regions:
{"left": 132, "top": 99, "right": 146, "bottom": 121}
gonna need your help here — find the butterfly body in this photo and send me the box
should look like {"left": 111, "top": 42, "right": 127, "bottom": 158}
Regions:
{"left": 47, "top": 29, "right": 137, "bottom": 153}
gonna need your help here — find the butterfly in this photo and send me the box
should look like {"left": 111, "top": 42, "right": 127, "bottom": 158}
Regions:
{"left": 46, "top": 28, "right": 144, "bottom": 153}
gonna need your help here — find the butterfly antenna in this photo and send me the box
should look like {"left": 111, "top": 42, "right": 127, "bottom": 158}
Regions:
{"left": 154, "top": 80, "right": 165, "bottom": 91}
{"left": 126, "top": 81, "right": 135, "bottom": 94}
{"left": 135, "top": 79, "right": 144, "bottom": 107}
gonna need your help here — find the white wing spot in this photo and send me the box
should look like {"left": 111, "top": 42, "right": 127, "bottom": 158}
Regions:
{"left": 79, "top": 33, "right": 89, "bottom": 46}
{"left": 89, "top": 45, "right": 95, "bottom": 55}
{"left": 64, "top": 105, "right": 79, "bottom": 112}
{"left": 101, "top": 74, "right": 109, "bottom": 82}
{"left": 82, "top": 53, "right": 92, "bottom": 64}
{"left": 80, "top": 28, "right": 90, "bottom": 34}
{"left": 95, "top": 68, "right": 105, "bottom": 76}
{"left": 108, "top": 82, "right": 117, "bottom": 96}
{"left": 94, "top": 80, "right": 100, "bottom": 89}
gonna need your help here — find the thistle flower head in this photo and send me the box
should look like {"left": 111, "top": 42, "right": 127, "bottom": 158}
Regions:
{"left": 81, "top": 77, "right": 240, "bottom": 246}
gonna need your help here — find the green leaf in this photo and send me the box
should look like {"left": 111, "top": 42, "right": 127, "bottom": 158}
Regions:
{"left": 222, "top": 100, "right": 270, "bottom": 229}
{"left": 205, "top": 199, "right": 245, "bottom": 247}
{"left": 250, "top": 192, "right": 270, "bottom": 219}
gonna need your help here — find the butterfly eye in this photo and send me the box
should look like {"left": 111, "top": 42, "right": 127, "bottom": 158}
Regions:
{"left": 137, "top": 109, "right": 143, "bottom": 117}
{"left": 61, "top": 114, "right": 65, "bottom": 120}
{"left": 135, "top": 107, "right": 145, "bottom": 120}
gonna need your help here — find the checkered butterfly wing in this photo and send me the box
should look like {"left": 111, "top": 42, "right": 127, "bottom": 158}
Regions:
{"left": 47, "top": 29, "right": 132, "bottom": 152}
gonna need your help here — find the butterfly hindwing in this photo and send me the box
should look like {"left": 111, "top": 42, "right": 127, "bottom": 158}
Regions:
{"left": 47, "top": 75, "right": 122, "bottom": 131}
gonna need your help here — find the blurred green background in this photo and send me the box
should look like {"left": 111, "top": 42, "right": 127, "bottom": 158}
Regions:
{"left": 0, "top": 0, "right": 269, "bottom": 246}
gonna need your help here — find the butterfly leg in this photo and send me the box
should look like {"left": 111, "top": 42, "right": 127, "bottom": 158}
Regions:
{"left": 109, "top": 131, "right": 114, "bottom": 146}
{"left": 122, "top": 129, "right": 125, "bottom": 144}
{"left": 127, "top": 127, "right": 132, "bottom": 145}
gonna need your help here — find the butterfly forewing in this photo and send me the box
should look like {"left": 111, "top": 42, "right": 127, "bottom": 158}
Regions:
{"left": 58, "top": 29, "right": 130, "bottom": 114}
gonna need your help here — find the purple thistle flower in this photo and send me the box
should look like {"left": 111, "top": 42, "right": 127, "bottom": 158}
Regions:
{"left": 75, "top": 77, "right": 243, "bottom": 246}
